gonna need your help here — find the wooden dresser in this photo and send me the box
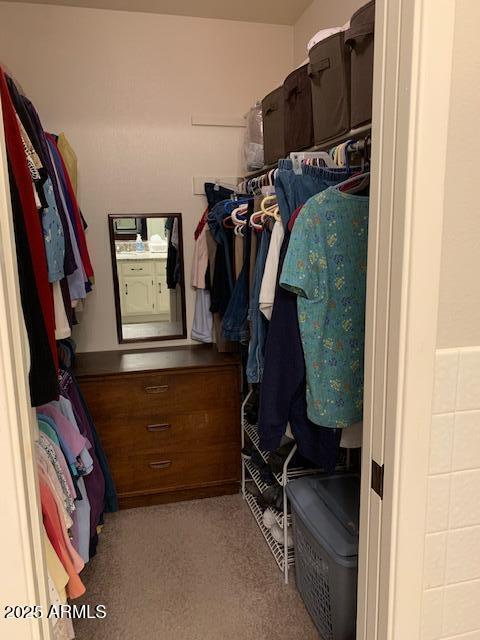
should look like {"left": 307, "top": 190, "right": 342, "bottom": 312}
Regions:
{"left": 75, "top": 346, "right": 241, "bottom": 509}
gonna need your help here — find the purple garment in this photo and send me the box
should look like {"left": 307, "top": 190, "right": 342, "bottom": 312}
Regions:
{"left": 60, "top": 373, "right": 105, "bottom": 541}
{"left": 38, "top": 403, "right": 89, "bottom": 458}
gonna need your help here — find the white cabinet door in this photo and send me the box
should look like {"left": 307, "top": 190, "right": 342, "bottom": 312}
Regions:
{"left": 121, "top": 275, "right": 155, "bottom": 316}
{"left": 154, "top": 274, "right": 170, "bottom": 318}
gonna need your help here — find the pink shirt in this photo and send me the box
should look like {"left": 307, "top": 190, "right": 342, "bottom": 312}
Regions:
{"left": 39, "top": 476, "right": 85, "bottom": 599}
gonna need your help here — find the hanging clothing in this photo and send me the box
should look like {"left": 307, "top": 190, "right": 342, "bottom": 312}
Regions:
{"left": 204, "top": 228, "right": 236, "bottom": 353}
{"left": 246, "top": 226, "right": 271, "bottom": 383}
{"left": 208, "top": 202, "right": 236, "bottom": 314}
{"left": 191, "top": 289, "right": 213, "bottom": 343}
{"left": 6, "top": 171, "right": 59, "bottom": 405}
{"left": 54, "top": 394, "right": 94, "bottom": 474}
{"left": 258, "top": 162, "right": 356, "bottom": 468}
{"left": 47, "top": 141, "right": 87, "bottom": 302}
{"left": 41, "top": 178, "right": 65, "bottom": 283}
{"left": 259, "top": 219, "right": 284, "bottom": 321}
{"left": 234, "top": 232, "right": 244, "bottom": 280}
{"left": 258, "top": 232, "right": 341, "bottom": 472}
{"left": 23, "top": 98, "right": 78, "bottom": 276}
{"left": 0, "top": 69, "right": 59, "bottom": 378}
{"left": 191, "top": 226, "right": 209, "bottom": 290}
{"left": 43, "top": 527, "right": 69, "bottom": 603}
{"left": 191, "top": 219, "right": 214, "bottom": 343}
{"left": 280, "top": 187, "right": 370, "bottom": 428}
{"left": 60, "top": 374, "right": 106, "bottom": 544}
{"left": 17, "top": 115, "right": 42, "bottom": 180}
{"left": 56, "top": 132, "right": 78, "bottom": 195}
{"left": 165, "top": 217, "right": 180, "bottom": 290}
{"left": 60, "top": 370, "right": 118, "bottom": 517}
{"left": 46, "top": 133, "right": 93, "bottom": 280}
{"left": 39, "top": 476, "right": 85, "bottom": 599}
{"left": 53, "top": 282, "right": 71, "bottom": 340}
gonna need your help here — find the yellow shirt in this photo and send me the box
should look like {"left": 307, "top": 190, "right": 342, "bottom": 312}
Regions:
{"left": 57, "top": 132, "right": 78, "bottom": 196}
{"left": 43, "top": 526, "right": 68, "bottom": 603}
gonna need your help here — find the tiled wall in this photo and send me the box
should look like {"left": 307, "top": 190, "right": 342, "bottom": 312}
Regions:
{"left": 422, "top": 348, "right": 480, "bottom": 640}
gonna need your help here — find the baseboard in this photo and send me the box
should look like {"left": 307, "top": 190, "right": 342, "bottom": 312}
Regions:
{"left": 117, "top": 481, "right": 240, "bottom": 509}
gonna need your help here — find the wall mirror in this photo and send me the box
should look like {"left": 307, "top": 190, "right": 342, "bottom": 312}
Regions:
{"left": 108, "top": 213, "right": 187, "bottom": 343}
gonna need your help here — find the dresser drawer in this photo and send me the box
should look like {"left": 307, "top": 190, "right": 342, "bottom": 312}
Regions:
{"left": 97, "top": 408, "right": 239, "bottom": 456}
{"left": 110, "top": 444, "right": 240, "bottom": 495}
{"left": 81, "top": 367, "right": 239, "bottom": 417}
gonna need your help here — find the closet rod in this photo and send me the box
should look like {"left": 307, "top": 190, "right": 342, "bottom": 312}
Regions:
{"left": 244, "top": 122, "right": 372, "bottom": 179}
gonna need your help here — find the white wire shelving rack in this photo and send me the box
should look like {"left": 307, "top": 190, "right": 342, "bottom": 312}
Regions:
{"left": 241, "top": 390, "right": 328, "bottom": 584}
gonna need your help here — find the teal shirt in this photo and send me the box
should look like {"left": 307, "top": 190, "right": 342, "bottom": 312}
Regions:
{"left": 280, "top": 187, "right": 369, "bottom": 428}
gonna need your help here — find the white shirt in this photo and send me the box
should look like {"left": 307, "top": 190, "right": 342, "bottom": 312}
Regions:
{"left": 259, "top": 220, "right": 285, "bottom": 321}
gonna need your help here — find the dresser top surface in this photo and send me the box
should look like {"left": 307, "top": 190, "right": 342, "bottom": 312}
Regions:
{"left": 74, "top": 346, "right": 240, "bottom": 378}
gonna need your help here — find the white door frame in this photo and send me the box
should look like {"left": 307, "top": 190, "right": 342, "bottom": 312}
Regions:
{"left": 0, "top": 1, "right": 456, "bottom": 637}
{"left": 358, "top": 0, "right": 455, "bottom": 638}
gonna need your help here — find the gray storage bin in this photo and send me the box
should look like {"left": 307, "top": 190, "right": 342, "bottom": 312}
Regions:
{"left": 345, "top": 0, "right": 376, "bottom": 128}
{"left": 308, "top": 31, "right": 350, "bottom": 145}
{"left": 287, "top": 475, "right": 360, "bottom": 640}
{"left": 284, "top": 64, "right": 314, "bottom": 154}
{"left": 262, "top": 86, "right": 285, "bottom": 165}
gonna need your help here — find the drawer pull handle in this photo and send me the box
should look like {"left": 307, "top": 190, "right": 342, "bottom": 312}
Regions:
{"left": 146, "top": 423, "right": 171, "bottom": 432}
{"left": 144, "top": 385, "right": 169, "bottom": 394}
{"left": 149, "top": 460, "right": 172, "bottom": 470}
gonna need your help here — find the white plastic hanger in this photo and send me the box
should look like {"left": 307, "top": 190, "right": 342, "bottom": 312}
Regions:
{"left": 260, "top": 195, "right": 280, "bottom": 222}
{"left": 290, "top": 150, "right": 337, "bottom": 174}
{"left": 231, "top": 203, "right": 248, "bottom": 226}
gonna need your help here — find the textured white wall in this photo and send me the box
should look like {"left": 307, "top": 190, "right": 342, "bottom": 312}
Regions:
{"left": 436, "top": 0, "right": 480, "bottom": 349}
{"left": 422, "top": 4, "right": 480, "bottom": 636}
{"left": 293, "top": 0, "right": 365, "bottom": 65}
{"left": 0, "top": 1, "right": 293, "bottom": 352}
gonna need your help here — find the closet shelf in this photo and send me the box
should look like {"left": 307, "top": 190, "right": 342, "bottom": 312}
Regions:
{"left": 244, "top": 490, "right": 295, "bottom": 571}
{"left": 244, "top": 123, "right": 372, "bottom": 180}
{"left": 243, "top": 460, "right": 291, "bottom": 528}
{"left": 243, "top": 419, "right": 325, "bottom": 486}
{"left": 241, "top": 391, "right": 350, "bottom": 584}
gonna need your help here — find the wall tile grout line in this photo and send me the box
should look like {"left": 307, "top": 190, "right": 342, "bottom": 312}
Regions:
{"left": 424, "top": 347, "right": 480, "bottom": 639}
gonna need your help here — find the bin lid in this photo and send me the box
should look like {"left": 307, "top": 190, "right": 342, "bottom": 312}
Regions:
{"left": 287, "top": 474, "right": 360, "bottom": 560}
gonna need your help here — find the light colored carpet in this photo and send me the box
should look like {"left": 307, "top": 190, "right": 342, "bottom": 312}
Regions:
{"left": 74, "top": 494, "right": 319, "bottom": 640}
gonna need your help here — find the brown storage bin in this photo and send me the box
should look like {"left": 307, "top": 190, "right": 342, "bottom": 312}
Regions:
{"left": 284, "top": 64, "right": 314, "bottom": 154}
{"left": 345, "top": 0, "right": 375, "bottom": 128}
{"left": 262, "top": 86, "right": 285, "bottom": 165}
{"left": 308, "top": 31, "right": 350, "bottom": 145}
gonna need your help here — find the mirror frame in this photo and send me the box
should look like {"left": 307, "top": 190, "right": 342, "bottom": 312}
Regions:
{"left": 108, "top": 212, "right": 187, "bottom": 344}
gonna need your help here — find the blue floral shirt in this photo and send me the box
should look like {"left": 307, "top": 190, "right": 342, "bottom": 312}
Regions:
{"left": 41, "top": 178, "right": 65, "bottom": 283}
{"left": 280, "top": 187, "right": 369, "bottom": 428}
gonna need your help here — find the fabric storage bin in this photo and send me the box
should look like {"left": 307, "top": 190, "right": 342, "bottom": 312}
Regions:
{"left": 308, "top": 31, "right": 350, "bottom": 145}
{"left": 283, "top": 64, "right": 314, "bottom": 154}
{"left": 262, "top": 87, "right": 285, "bottom": 166}
{"left": 287, "top": 474, "right": 360, "bottom": 640}
{"left": 345, "top": 0, "right": 375, "bottom": 128}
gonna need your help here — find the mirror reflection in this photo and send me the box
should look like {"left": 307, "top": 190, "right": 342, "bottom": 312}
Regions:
{"left": 109, "top": 214, "right": 186, "bottom": 343}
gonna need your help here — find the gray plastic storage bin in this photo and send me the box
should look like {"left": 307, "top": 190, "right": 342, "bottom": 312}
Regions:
{"left": 287, "top": 475, "right": 360, "bottom": 640}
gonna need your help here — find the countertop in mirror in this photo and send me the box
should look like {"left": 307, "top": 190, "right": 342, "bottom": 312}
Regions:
{"left": 116, "top": 251, "right": 168, "bottom": 260}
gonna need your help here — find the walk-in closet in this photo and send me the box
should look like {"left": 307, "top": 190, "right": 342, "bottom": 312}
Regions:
{"left": 1, "top": 1, "right": 474, "bottom": 640}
